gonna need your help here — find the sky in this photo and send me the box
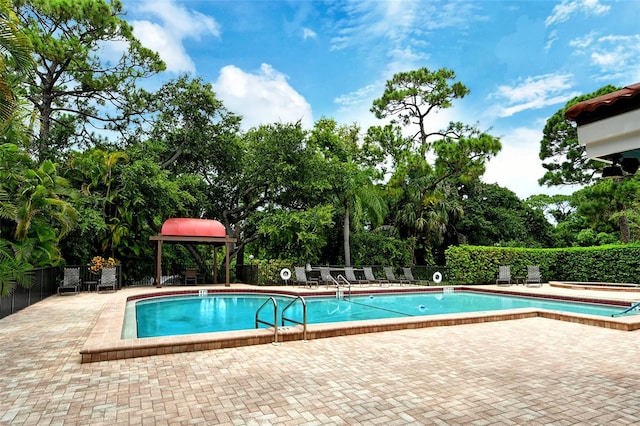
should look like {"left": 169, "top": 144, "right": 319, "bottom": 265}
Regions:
{"left": 122, "top": 0, "right": 640, "bottom": 199}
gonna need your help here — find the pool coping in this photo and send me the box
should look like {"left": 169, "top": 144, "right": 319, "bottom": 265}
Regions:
{"left": 80, "top": 285, "right": 640, "bottom": 363}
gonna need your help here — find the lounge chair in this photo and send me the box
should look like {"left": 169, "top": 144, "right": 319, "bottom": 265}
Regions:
{"left": 97, "top": 267, "right": 117, "bottom": 293}
{"left": 496, "top": 265, "right": 511, "bottom": 286}
{"left": 525, "top": 265, "right": 542, "bottom": 287}
{"left": 363, "top": 267, "right": 388, "bottom": 287}
{"left": 294, "top": 266, "right": 318, "bottom": 288}
{"left": 58, "top": 267, "right": 81, "bottom": 295}
{"left": 384, "top": 267, "right": 410, "bottom": 286}
{"left": 402, "top": 267, "right": 429, "bottom": 286}
{"left": 345, "top": 267, "right": 368, "bottom": 286}
{"left": 319, "top": 266, "right": 333, "bottom": 287}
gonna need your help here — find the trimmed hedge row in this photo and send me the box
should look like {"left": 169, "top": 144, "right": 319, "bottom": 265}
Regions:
{"left": 445, "top": 244, "right": 640, "bottom": 285}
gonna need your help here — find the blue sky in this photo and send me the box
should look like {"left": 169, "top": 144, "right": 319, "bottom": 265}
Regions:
{"left": 123, "top": 0, "right": 640, "bottom": 199}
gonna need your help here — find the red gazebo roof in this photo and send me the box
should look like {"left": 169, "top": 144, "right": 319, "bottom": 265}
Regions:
{"left": 160, "top": 218, "right": 227, "bottom": 238}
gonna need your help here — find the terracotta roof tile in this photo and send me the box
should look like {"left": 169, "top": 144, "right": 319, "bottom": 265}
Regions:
{"left": 565, "top": 82, "right": 640, "bottom": 123}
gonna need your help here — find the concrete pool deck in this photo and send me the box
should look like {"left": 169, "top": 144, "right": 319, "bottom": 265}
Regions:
{"left": 1, "top": 283, "right": 639, "bottom": 424}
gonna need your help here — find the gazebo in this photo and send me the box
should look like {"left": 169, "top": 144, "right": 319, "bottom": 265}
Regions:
{"left": 149, "top": 218, "right": 237, "bottom": 287}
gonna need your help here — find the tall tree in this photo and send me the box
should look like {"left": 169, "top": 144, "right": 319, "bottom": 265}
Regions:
{"left": 371, "top": 67, "right": 470, "bottom": 150}
{"left": 310, "top": 118, "right": 386, "bottom": 266}
{"left": 14, "top": 0, "right": 165, "bottom": 160}
{"left": 539, "top": 85, "right": 619, "bottom": 186}
{"left": 456, "top": 183, "right": 556, "bottom": 247}
{"left": 369, "top": 67, "right": 501, "bottom": 263}
{"left": 230, "top": 122, "right": 326, "bottom": 262}
{"left": 573, "top": 177, "right": 640, "bottom": 244}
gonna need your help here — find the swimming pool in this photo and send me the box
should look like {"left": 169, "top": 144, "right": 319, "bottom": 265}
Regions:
{"left": 129, "top": 290, "right": 635, "bottom": 339}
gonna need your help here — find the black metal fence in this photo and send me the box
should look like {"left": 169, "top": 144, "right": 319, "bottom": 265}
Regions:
{"left": 0, "top": 265, "right": 123, "bottom": 319}
{"left": 0, "top": 267, "right": 58, "bottom": 319}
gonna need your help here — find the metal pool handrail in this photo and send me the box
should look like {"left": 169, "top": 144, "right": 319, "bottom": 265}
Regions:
{"left": 282, "top": 296, "right": 307, "bottom": 341}
{"left": 327, "top": 274, "right": 351, "bottom": 299}
{"left": 255, "top": 297, "right": 278, "bottom": 343}
{"left": 611, "top": 300, "right": 640, "bottom": 317}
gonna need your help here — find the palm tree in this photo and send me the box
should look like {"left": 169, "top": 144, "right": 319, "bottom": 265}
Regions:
{"left": 0, "top": 0, "right": 33, "bottom": 123}
{"left": 340, "top": 166, "right": 386, "bottom": 266}
{"left": 311, "top": 119, "right": 387, "bottom": 266}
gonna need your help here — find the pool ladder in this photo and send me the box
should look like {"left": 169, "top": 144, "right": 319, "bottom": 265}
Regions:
{"left": 255, "top": 296, "right": 309, "bottom": 343}
{"left": 326, "top": 274, "right": 351, "bottom": 299}
{"left": 255, "top": 297, "right": 279, "bottom": 343}
{"left": 282, "top": 296, "right": 307, "bottom": 341}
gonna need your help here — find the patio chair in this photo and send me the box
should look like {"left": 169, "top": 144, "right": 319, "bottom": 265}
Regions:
{"left": 97, "top": 267, "right": 117, "bottom": 293}
{"left": 496, "top": 265, "right": 511, "bottom": 286}
{"left": 402, "top": 267, "right": 429, "bottom": 286}
{"left": 57, "top": 267, "right": 81, "bottom": 295}
{"left": 344, "top": 266, "right": 368, "bottom": 286}
{"left": 384, "top": 267, "right": 410, "bottom": 286}
{"left": 364, "top": 267, "right": 389, "bottom": 287}
{"left": 294, "top": 266, "right": 318, "bottom": 288}
{"left": 184, "top": 268, "right": 197, "bottom": 285}
{"left": 525, "top": 265, "right": 542, "bottom": 287}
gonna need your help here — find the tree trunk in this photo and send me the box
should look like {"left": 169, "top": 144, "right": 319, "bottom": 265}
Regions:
{"left": 343, "top": 203, "right": 351, "bottom": 267}
{"left": 618, "top": 215, "right": 630, "bottom": 244}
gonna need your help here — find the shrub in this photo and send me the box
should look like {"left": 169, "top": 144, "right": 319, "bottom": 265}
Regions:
{"left": 445, "top": 244, "right": 640, "bottom": 284}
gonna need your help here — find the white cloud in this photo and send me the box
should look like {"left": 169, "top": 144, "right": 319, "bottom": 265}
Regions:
{"left": 568, "top": 31, "right": 597, "bottom": 49}
{"left": 334, "top": 84, "right": 378, "bottom": 108}
{"left": 212, "top": 64, "right": 314, "bottom": 130}
{"left": 569, "top": 33, "right": 640, "bottom": 83}
{"left": 591, "top": 35, "right": 640, "bottom": 70}
{"left": 130, "top": 0, "right": 220, "bottom": 74}
{"left": 303, "top": 28, "right": 317, "bottom": 39}
{"left": 483, "top": 127, "right": 579, "bottom": 198}
{"left": 329, "top": 0, "right": 482, "bottom": 51}
{"left": 491, "top": 73, "right": 580, "bottom": 118}
{"left": 545, "top": 0, "right": 610, "bottom": 26}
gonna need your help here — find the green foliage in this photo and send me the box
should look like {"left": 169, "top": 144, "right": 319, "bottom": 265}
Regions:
{"left": 14, "top": 0, "right": 165, "bottom": 159}
{"left": 350, "top": 232, "right": 413, "bottom": 267}
{"left": 254, "top": 205, "right": 335, "bottom": 265}
{"left": 309, "top": 118, "right": 387, "bottom": 266}
{"left": 368, "top": 67, "right": 503, "bottom": 264}
{"left": 0, "top": 239, "right": 32, "bottom": 296}
{"left": 539, "top": 85, "right": 619, "bottom": 186}
{"left": 445, "top": 244, "right": 640, "bottom": 284}
{"left": 0, "top": 0, "right": 33, "bottom": 124}
{"left": 457, "top": 183, "right": 556, "bottom": 247}
{"left": 252, "top": 259, "right": 297, "bottom": 286}
{"left": 371, "top": 67, "right": 469, "bottom": 143}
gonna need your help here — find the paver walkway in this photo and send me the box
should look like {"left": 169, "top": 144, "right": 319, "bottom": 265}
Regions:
{"left": 1, "top": 290, "right": 639, "bottom": 425}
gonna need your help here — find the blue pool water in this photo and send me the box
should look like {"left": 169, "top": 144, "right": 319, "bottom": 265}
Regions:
{"left": 131, "top": 291, "right": 632, "bottom": 338}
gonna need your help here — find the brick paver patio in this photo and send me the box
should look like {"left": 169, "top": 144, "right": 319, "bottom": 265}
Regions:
{"left": 1, "top": 288, "right": 639, "bottom": 425}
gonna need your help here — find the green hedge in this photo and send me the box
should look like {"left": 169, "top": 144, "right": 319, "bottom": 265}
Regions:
{"left": 445, "top": 244, "right": 640, "bottom": 284}
{"left": 254, "top": 259, "right": 297, "bottom": 285}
